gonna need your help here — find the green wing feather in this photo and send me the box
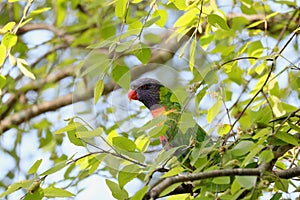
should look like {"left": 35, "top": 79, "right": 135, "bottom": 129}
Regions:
{"left": 159, "top": 87, "right": 207, "bottom": 148}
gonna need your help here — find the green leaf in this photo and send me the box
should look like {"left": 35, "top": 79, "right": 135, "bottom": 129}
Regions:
{"left": 275, "top": 131, "right": 298, "bottom": 146}
{"left": 2, "top": 33, "right": 18, "bottom": 48}
{"left": 231, "top": 140, "right": 255, "bottom": 156}
{"left": 40, "top": 162, "right": 67, "bottom": 176}
{"left": 258, "top": 150, "right": 274, "bottom": 164}
{"left": 212, "top": 176, "right": 230, "bottom": 185}
{"left": 170, "top": 0, "right": 187, "bottom": 10}
{"left": 148, "top": 125, "right": 168, "bottom": 138}
{"left": 94, "top": 79, "right": 104, "bottom": 104}
{"left": 174, "top": 8, "right": 197, "bottom": 27}
{"left": 106, "top": 179, "right": 128, "bottom": 200}
{"left": 56, "top": 0, "right": 67, "bottom": 26}
{"left": 242, "top": 144, "right": 264, "bottom": 167}
{"left": 115, "top": 0, "right": 128, "bottom": 18}
{"left": 44, "top": 187, "right": 75, "bottom": 197}
{"left": 236, "top": 176, "right": 256, "bottom": 189}
{"left": 24, "top": 188, "right": 44, "bottom": 200}
{"left": 160, "top": 183, "right": 182, "bottom": 197}
{"left": 111, "top": 65, "right": 130, "bottom": 90}
{"left": 131, "top": 186, "right": 149, "bottom": 200}
{"left": 133, "top": 43, "right": 151, "bottom": 64}
{"left": 161, "top": 166, "right": 185, "bottom": 178}
{"left": 2, "top": 21, "right": 16, "bottom": 32}
{"left": 152, "top": 9, "right": 168, "bottom": 27}
{"left": 118, "top": 164, "right": 141, "bottom": 188}
{"left": 207, "top": 99, "right": 222, "bottom": 123}
{"left": 0, "top": 180, "right": 33, "bottom": 198}
{"left": 207, "top": 14, "right": 230, "bottom": 30}
{"left": 189, "top": 36, "right": 196, "bottom": 72}
{"left": 0, "top": 44, "right": 6, "bottom": 66}
{"left": 76, "top": 127, "right": 103, "bottom": 139}
{"left": 30, "top": 7, "right": 51, "bottom": 15}
{"left": 135, "top": 135, "right": 150, "bottom": 152}
{"left": 275, "top": 179, "right": 289, "bottom": 192}
{"left": 0, "top": 74, "right": 6, "bottom": 89}
{"left": 27, "top": 159, "right": 42, "bottom": 175}
{"left": 17, "top": 58, "right": 36, "bottom": 79}
{"left": 54, "top": 122, "right": 83, "bottom": 134}
{"left": 231, "top": 179, "right": 241, "bottom": 195}
{"left": 112, "top": 136, "right": 136, "bottom": 152}
{"left": 217, "top": 124, "right": 231, "bottom": 136}
{"left": 270, "top": 193, "right": 282, "bottom": 200}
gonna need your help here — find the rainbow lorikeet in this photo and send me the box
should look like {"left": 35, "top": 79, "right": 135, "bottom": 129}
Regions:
{"left": 127, "top": 78, "right": 207, "bottom": 153}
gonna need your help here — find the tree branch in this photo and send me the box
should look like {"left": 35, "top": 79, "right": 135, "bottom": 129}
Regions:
{"left": 144, "top": 166, "right": 300, "bottom": 199}
{"left": 0, "top": 89, "right": 93, "bottom": 134}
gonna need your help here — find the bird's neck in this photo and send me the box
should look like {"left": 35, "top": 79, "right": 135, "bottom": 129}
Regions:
{"left": 150, "top": 105, "right": 166, "bottom": 118}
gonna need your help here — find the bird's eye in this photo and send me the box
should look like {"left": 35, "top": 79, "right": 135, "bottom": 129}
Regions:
{"left": 141, "top": 84, "right": 149, "bottom": 90}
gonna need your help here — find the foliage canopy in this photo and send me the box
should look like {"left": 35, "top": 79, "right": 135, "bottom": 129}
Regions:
{"left": 0, "top": 0, "right": 300, "bottom": 199}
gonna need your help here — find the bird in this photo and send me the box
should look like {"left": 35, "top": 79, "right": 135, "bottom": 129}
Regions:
{"left": 127, "top": 78, "right": 207, "bottom": 160}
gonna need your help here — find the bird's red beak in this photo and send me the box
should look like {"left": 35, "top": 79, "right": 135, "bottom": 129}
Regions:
{"left": 128, "top": 89, "right": 138, "bottom": 101}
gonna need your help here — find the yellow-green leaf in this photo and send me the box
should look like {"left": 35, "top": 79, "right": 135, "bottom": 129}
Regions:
{"left": 189, "top": 36, "right": 196, "bottom": 72}
{"left": 112, "top": 136, "right": 136, "bottom": 152}
{"left": 106, "top": 179, "right": 128, "bottom": 200}
{"left": 94, "top": 79, "right": 104, "bottom": 104}
{"left": 0, "top": 45, "right": 6, "bottom": 66}
{"left": 2, "top": 33, "right": 18, "bottom": 48}
{"left": 118, "top": 164, "right": 141, "bottom": 188}
{"left": 27, "top": 159, "right": 42, "bottom": 175}
{"left": 152, "top": 9, "right": 168, "bottom": 27}
{"left": 44, "top": 187, "right": 75, "bottom": 197}
{"left": 275, "top": 131, "right": 298, "bottom": 146}
{"left": 161, "top": 166, "right": 185, "bottom": 178}
{"left": 2, "top": 21, "right": 16, "bottom": 32}
{"left": 17, "top": 58, "right": 36, "bottom": 79}
{"left": 115, "top": 0, "right": 128, "bottom": 18}
{"left": 207, "top": 14, "right": 230, "bottom": 30}
{"left": 174, "top": 8, "right": 198, "bottom": 27}
{"left": 30, "top": 7, "right": 51, "bottom": 15}
{"left": 217, "top": 124, "right": 231, "bottom": 136}
{"left": 207, "top": 99, "right": 222, "bottom": 123}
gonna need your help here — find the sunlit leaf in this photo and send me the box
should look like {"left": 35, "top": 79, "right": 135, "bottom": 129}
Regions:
{"left": 2, "top": 21, "right": 16, "bottom": 32}
{"left": 275, "top": 131, "right": 298, "bottom": 146}
{"left": 111, "top": 65, "right": 130, "bottom": 90}
{"left": 0, "top": 180, "right": 33, "bottom": 198}
{"left": 30, "top": 7, "right": 51, "bottom": 15}
{"left": 2, "top": 33, "right": 17, "bottom": 48}
{"left": 207, "top": 99, "right": 222, "bottom": 123}
{"left": 152, "top": 9, "right": 168, "bottom": 27}
{"left": 106, "top": 179, "right": 128, "bottom": 199}
{"left": 0, "top": 45, "right": 6, "bottom": 66}
{"left": 17, "top": 58, "right": 36, "bottom": 79}
{"left": 27, "top": 159, "right": 43, "bottom": 175}
{"left": 0, "top": 74, "right": 6, "bottom": 89}
{"left": 115, "top": 0, "right": 128, "bottom": 18}
{"left": 113, "top": 136, "right": 136, "bottom": 152}
{"left": 161, "top": 166, "right": 185, "bottom": 178}
{"left": 208, "top": 14, "right": 230, "bottom": 30}
{"left": 189, "top": 36, "right": 196, "bottom": 72}
{"left": 44, "top": 187, "right": 75, "bottom": 197}
{"left": 118, "top": 164, "right": 141, "bottom": 188}
{"left": 131, "top": 186, "right": 149, "bottom": 200}
{"left": 94, "top": 79, "right": 104, "bottom": 104}
{"left": 40, "top": 162, "right": 67, "bottom": 176}
{"left": 133, "top": 43, "right": 151, "bottom": 64}
{"left": 56, "top": 0, "right": 67, "bottom": 26}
